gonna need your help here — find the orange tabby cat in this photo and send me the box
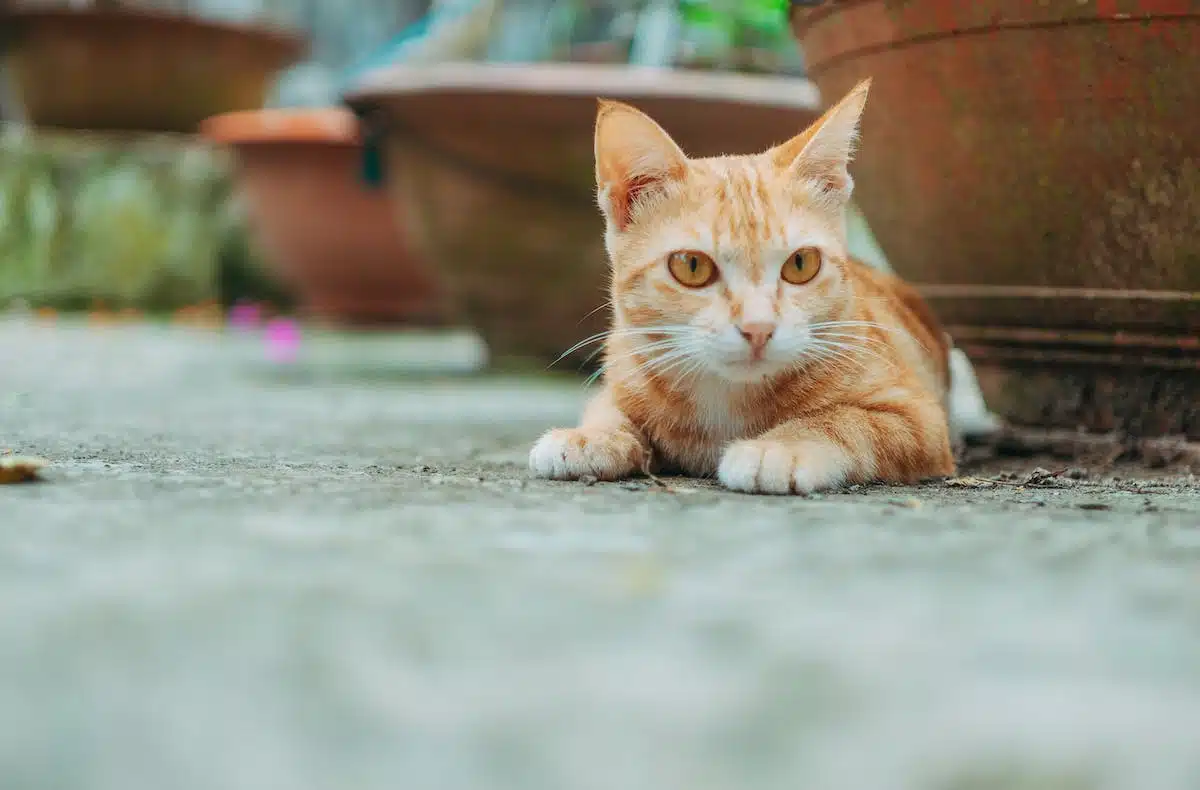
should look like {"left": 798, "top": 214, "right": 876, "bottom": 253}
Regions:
{"left": 529, "top": 79, "right": 956, "bottom": 494}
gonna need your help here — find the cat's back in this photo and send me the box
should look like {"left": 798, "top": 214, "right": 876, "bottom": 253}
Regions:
{"left": 845, "top": 258, "right": 951, "bottom": 396}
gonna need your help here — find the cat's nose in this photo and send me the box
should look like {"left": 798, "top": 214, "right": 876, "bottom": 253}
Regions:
{"left": 738, "top": 321, "right": 776, "bottom": 354}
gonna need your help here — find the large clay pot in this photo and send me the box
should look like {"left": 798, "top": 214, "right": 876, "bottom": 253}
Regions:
{"left": 790, "top": 0, "right": 1200, "bottom": 437}
{"left": 201, "top": 108, "right": 450, "bottom": 326}
{"left": 4, "top": 5, "right": 304, "bottom": 133}
{"left": 344, "top": 63, "right": 821, "bottom": 368}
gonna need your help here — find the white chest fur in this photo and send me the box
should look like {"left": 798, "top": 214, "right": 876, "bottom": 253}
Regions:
{"left": 686, "top": 381, "right": 753, "bottom": 444}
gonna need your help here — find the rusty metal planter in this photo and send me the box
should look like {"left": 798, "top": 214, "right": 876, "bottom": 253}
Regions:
{"left": 345, "top": 63, "right": 822, "bottom": 368}
{"left": 4, "top": 6, "right": 304, "bottom": 133}
{"left": 791, "top": 0, "right": 1200, "bottom": 437}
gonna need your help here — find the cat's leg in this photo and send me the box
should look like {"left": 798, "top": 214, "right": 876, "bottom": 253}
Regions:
{"left": 717, "top": 395, "right": 955, "bottom": 495}
{"left": 529, "top": 386, "right": 647, "bottom": 481}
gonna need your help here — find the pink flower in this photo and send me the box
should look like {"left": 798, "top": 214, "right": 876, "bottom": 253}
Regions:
{"left": 228, "top": 302, "right": 262, "bottom": 331}
{"left": 264, "top": 318, "right": 301, "bottom": 363}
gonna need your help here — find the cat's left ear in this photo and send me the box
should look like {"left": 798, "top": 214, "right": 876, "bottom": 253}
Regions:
{"left": 595, "top": 99, "right": 689, "bottom": 231}
{"left": 771, "top": 78, "right": 871, "bottom": 202}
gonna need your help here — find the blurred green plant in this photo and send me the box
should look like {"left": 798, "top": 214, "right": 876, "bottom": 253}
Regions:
{"left": 0, "top": 126, "right": 283, "bottom": 312}
{"left": 677, "top": 0, "right": 795, "bottom": 71}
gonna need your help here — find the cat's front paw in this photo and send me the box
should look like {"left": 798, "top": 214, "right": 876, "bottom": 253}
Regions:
{"left": 717, "top": 439, "right": 851, "bottom": 495}
{"left": 529, "top": 428, "right": 644, "bottom": 481}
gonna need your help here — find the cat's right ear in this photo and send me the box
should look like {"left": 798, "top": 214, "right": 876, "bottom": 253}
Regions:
{"left": 770, "top": 78, "right": 871, "bottom": 204}
{"left": 595, "top": 100, "right": 688, "bottom": 231}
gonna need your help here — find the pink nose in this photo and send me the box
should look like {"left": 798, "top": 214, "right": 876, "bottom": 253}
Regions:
{"left": 738, "top": 321, "right": 776, "bottom": 353}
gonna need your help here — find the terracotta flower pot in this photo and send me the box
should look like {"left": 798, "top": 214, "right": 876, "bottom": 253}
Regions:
{"left": 344, "top": 63, "right": 821, "bottom": 368}
{"left": 790, "top": 0, "right": 1200, "bottom": 438}
{"left": 4, "top": 5, "right": 305, "bottom": 133}
{"left": 201, "top": 108, "right": 449, "bottom": 327}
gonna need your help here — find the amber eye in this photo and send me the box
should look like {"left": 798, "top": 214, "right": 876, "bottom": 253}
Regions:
{"left": 781, "top": 247, "right": 822, "bottom": 285}
{"left": 667, "top": 250, "right": 718, "bottom": 288}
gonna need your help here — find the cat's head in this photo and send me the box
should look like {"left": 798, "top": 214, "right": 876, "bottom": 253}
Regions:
{"left": 595, "top": 80, "right": 871, "bottom": 384}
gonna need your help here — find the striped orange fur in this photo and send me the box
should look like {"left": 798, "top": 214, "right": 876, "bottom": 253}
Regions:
{"left": 530, "top": 80, "right": 956, "bottom": 494}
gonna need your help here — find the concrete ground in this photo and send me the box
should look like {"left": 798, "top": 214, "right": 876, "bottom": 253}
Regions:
{"left": 2, "top": 318, "right": 1199, "bottom": 790}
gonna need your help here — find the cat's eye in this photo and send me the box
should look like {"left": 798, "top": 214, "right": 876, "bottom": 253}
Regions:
{"left": 667, "top": 250, "right": 718, "bottom": 288}
{"left": 781, "top": 247, "right": 822, "bottom": 285}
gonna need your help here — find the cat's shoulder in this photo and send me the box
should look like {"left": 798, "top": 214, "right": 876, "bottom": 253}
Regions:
{"left": 843, "top": 256, "right": 916, "bottom": 297}
{"left": 844, "top": 258, "right": 932, "bottom": 318}
{"left": 844, "top": 257, "right": 951, "bottom": 379}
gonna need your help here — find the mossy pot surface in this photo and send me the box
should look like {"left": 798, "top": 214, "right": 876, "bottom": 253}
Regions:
{"left": 0, "top": 128, "right": 234, "bottom": 311}
{"left": 345, "top": 63, "right": 822, "bottom": 368}
{"left": 791, "top": 0, "right": 1200, "bottom": 436}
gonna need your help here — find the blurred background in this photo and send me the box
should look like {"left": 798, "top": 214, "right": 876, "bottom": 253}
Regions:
{"left": 0, "top": 0, "right": 811, "bottom": 325}
{"left": 4, "top": 0, "right": 1194, "bottom": 441}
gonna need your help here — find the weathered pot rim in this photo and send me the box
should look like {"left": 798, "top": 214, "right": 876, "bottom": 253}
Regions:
{"left": 788, "top": 0, "right": 851, "bottom": 37}
{"left": 344, "top": 62, "right": 821, "bottom": 113}
{"left": 787, "top": 0, "right": 1199, "bottom": 40}
{"left": 201, "top": 108, "right": 360, "bottom": 147}
{"left": 7, "top": 4, "right": 306, "bottom": 58}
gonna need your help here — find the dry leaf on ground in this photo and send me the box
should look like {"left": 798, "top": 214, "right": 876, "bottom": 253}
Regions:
{"left": 944, "top": 476, "right": 996, "bottom": 489}
{"left": 0, "top": 456, "right": 48, "bottom": 484}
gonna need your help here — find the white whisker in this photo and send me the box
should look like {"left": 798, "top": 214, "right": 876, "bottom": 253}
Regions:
{"left": 650, "top": 349, "right": 702, "bottom": 382}
{"left": 802, "top": 343, "right": 871, "bottom": 372}
{"left": 667, "top": 356, "right": 709, "bottom": 390}
{"left": 577, "top": 299, "right": 613, "bottom": 324}
{"left": 808, "top": 320, "right": 898, "bottom": 335}
{"left": 810, "top": 320, "right": 930, "bottom": 352}
{"left": 810, "top": 331, "right": 893, "bottom": 351}
{"left": 584, "top": 366, "right": 606, "bottom": 388}
{"left": 806, "top": 338, "right": 896, "bottom": 370}
{"left": 549, "top": 331, "right": 614, "bottom": 368}
{"left": 549, "top": 324, "right": 696, "bottom": 370}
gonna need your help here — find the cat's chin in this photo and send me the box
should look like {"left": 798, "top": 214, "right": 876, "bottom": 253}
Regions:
{"left": 706, "top": 358, "right": 791, "bottom": 385}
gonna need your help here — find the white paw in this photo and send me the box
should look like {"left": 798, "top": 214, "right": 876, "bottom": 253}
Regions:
{"left": 717, "top": 439, "right": 851, "bottom": 495}
{"left": 528, "top": 428, "right": 642, "bottom": 481}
